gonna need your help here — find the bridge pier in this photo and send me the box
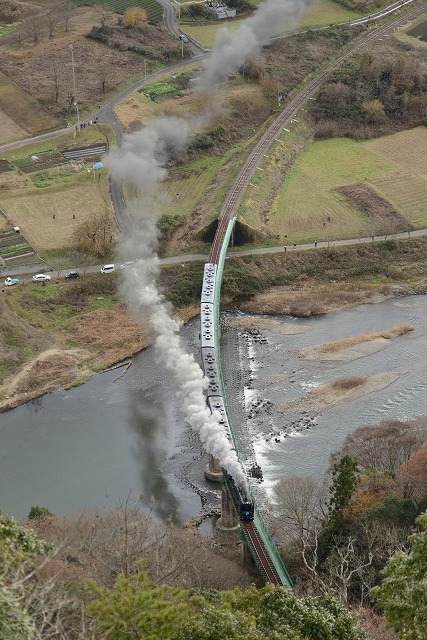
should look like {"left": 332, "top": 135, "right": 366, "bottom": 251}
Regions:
{"left": 204, "top": 454, "right": 223, "bottom": 482}
{"left": 216, "top": 483, "right": 239, "bottom": 534}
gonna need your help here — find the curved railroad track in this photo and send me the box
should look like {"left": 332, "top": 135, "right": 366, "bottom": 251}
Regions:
{"left": 210, "top": 2, "right": 427, "bottom": 263}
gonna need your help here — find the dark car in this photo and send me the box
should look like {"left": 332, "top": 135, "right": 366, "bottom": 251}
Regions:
{"left": 65, "top": 271, "right": 80, "bottom": 280}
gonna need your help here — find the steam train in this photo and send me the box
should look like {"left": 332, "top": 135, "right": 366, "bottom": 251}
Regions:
{"left": 200, "top": 262, "right": 255, "bottom": 523}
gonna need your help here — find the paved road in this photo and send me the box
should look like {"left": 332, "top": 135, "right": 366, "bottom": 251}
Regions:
{"left": 0, "top": 0, "right": 424, "bottom": 277}
{"left": 3, "top": 229, "right": 426, "bottom": 281}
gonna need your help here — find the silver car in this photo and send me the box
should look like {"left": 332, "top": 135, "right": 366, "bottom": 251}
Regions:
{"left": 32, "top": 274, "right": 51, "bottom": 283}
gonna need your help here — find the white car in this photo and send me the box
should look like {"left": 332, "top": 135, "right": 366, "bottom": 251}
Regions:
{"left": 32, "top": 273, "right": 51, "bottom": 283}
{"left": 100, "top": 264, "right": 115, "bottom": 274}
{"left": 4, "top": 277, "right": 20, "bottom": 286}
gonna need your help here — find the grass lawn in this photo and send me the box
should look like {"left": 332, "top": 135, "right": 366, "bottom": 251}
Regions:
{"left": 241, "top": 124, "right": 427, "bottom": 245}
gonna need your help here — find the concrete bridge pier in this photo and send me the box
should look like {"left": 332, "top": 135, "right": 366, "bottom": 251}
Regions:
{"left": 204, "top": 454, "right": 223, "bottom": 482}
{"left": 216, "top": 483, "right": 239, "bottom": 534}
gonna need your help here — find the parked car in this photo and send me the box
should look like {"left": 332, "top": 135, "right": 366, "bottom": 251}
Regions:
{"left": 179, "top": 34, "right": 189, "bottom": 43}
{"left": 65, "top": 270, "right": 80, "bottom": 280}
{"left": 4, "top": 277, "right": 20, "bottom": 286}
{"left": 100, "top": 264, "right": 115, "bottom": 274}
{"left": 32, "top": 274, "right": 51, "bottom": 283}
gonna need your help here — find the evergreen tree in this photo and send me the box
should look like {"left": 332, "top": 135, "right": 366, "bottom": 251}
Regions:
{"left": 371, "top": 511, "right": 427, "bottom": 640}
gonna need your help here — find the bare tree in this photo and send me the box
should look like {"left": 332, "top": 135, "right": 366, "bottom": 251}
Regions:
{"left": 99, "top": 66, "right": 108, "bottom": 95}
{"left": 27, "top": 15, "right": 43, "bottom": 43}
{"left": 273, "top": 475, "right": 326, "bottom": 550}
{"left": 12, "top": 27, "right": 24, "bottom": 47}
{"left": 72, "top": 210, "right": 116, "bottom": 258}
{"left": 60, "top": 1, "right": 74, "bottom": 32}
{"left": 51, "top": 65, "right": 61, "bottom": 104}
{"left": 332, "top": 417, "right": 427, "bottom": 476}
{"left": 45, "top": 9, "right": 60, "bottom": 38}
{"left": 95, "top": 6, "right": 112, "bottom": 28}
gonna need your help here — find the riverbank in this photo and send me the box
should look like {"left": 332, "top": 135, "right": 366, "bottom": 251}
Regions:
{"left": 2, "top": 236, "right": 427, "bottom": 412}
{"left": 1, "top": 278, "right": 423, "bottom": 413}
{"left": 0, "top": 280, "right": 199, "bottom": 412}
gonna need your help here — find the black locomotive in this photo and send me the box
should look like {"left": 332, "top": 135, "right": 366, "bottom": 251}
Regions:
{"left": 223, "top": 469, "right": 254, "bottom": 522}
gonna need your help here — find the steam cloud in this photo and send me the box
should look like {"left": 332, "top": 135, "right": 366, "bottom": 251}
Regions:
{"left": 108, "top": 0, "right": 317, "bottom": 484}
{"left": 198, "top": 0, "right": 318, "bottom": 90}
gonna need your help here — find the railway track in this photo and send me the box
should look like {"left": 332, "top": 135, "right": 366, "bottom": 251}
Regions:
{"left": 209, "top": 2, "right": 427, "bottom": 264}
{"left": 241, "top": 522, "right": 282, "bottom": 584}
{"left": 208, "top": 2, "right": 427, "bottom": 585}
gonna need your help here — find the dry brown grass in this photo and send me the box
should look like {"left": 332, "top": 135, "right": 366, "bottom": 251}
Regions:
{"left": 241, "top": 288, "right": 374, "bottom": 317}
{"left": 0, "top": 173, "right": 118, "bottom": 251}
{"left": 278, "top": 371, "right": 401, "bottom": 413}
{"left": 14, "top": 351, "right": 86, "bottom": 393}
{"left": 331, "top": 376, "right": 367, "bottom": 391}
{"left": 0, "top": 108, "right": 28, "bottom": 144}
{"left": 316, "top": 324, "right": 413, "bottom": 354}
{"left": 67, "top": 304, "right": 148, "bottom": 370}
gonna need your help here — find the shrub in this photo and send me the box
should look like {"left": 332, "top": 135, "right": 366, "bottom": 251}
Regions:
{"left": 28, "top": 505, "right": 54, "bottom": 520}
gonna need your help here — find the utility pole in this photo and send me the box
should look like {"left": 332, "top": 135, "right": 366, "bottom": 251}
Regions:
{"left": 69, "top": 44, "right": 80, "bottom": 132}
{"left": 144, "top": 58, "right": 147, "bottom": 82}
{"left": 181, "top": 38, "right": 184, "bottom": 58}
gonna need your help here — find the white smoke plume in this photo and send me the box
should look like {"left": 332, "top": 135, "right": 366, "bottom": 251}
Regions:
{"left": 108, "top": 0, "right": 317, "bottom": 485}
{"left": 198, "top": 0, "right": 318, "bottom": 90}
{"left": 108, "top": 124, "right": 246, "bottom": 484}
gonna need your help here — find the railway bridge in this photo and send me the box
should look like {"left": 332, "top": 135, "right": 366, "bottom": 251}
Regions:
{"left": 199, "top": 2, "right": 427, "bottom": 586}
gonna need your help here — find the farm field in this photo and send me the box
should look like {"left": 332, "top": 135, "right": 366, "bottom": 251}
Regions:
{"left": 297, "top": 0, "right": 362, "bottom": 28}
{"left": 0, "top": 126, "right": 117, "bottom": 256}
{"left": 180, "top": 19, "right": 246, "bottom": 49}
{"left": 0, "top": 170, "right": 116, "bottom": 252}
{"left": 179, "top": 0, "right": 363, "bottom": 48}
{"left": 114, "top": 64, "right": 202, "bottom": 130}
{"left": 241, "top": 126, "right": 427, "bottom": 245}
{"left": 0, "top": 110, "right": 28, "bottom": 145}
{"left": 72, "top": 0, "right": 163, "bottom": 23}
{"left": 0, "top": 72, "right": 61, "bottom": 136}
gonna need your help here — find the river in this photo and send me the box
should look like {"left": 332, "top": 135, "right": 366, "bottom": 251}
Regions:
{"left": 1, "top": 294, "right": 427, "bottom": 522}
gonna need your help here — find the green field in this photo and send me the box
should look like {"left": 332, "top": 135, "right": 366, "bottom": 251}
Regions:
{"left": 180, "top": 0, "right": 363, "bottom": 48}
{"left": 299, "top": 0, "right": 362, "bottom": 29}
{"left": 242, "top": 126, "right": 427, "bottom": 245}
{"left": 72, "top": 0, "right": 163, "bottom": 23}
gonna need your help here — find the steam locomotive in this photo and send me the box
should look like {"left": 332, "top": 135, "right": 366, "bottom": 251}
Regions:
{"left": 223, "top": 469, "right": 255, "bottom": 522}
{"left": 200, "top": 262, "right": 255, "bottom": 523}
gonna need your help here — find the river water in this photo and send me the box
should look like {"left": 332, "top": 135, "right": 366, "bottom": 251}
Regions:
{"left": 1, "top": 295, "right": 427, "bottom": 522}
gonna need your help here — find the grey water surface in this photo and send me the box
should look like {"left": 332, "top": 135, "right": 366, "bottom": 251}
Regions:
{"left": 1, "top": 295, "right": 427, "bottom": 522}
{"left": 0, "top": 323, "right": 203, "bottom": 522}
{"left": 220, "top": 294, "right": 427, "bottom": 503}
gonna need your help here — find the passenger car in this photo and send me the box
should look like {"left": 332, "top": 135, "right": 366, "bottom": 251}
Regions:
{"left": 100, "top": 264, "right": 115, "bottom": 274}
{"left": 179, "top": 34, "right": 189, "bottom": 43}
{"left": 65, "top": 270, "right": 80, "bottom": 280}
{"left": 4, "top": 277, "right": 20, "bottom": 286}
{"left": 32, "top": 274, "right": 51, "bottom": 283}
